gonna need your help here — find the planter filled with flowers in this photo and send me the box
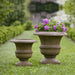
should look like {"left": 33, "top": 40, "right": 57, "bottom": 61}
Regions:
{"left": 34, "top": 19, "right": 67, "bottom": 64}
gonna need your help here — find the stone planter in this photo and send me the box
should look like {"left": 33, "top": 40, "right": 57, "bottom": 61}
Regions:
{"left": 11, "top": 39, "right": 37, "bottom": 66}
{"left": 34, "top": 32, "right": 67, "bottom": 64}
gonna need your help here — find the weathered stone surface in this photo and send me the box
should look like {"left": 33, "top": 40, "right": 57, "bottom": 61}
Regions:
{"left": 34, "top": 32, "right": 67, "bottom": 64}
{"left": 11, "top": 39, "right": 37, "bottom": 66}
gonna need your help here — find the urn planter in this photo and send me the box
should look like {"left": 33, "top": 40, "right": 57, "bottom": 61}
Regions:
{"left": 11, "top": 39, "right": 37, "bottom": 66}
{"left": 34, "top": 32, "right": 67, "bottom": 64}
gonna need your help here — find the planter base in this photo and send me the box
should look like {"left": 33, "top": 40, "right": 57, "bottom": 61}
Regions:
{"left": 40, "top": 58, "right": 60, "bottom": 64}
{"left": 16, "top": 61, "right": 32, "bottom": 66}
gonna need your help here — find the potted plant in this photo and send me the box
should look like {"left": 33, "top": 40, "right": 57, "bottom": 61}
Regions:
{"left": 34, "top": 18, "right": 67, "bottom": 64}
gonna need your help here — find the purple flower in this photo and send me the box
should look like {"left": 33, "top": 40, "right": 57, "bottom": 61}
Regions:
{"left": 56, "top": 23, "right": 59, "bottom": 26}
{"left": 42, "top": 23, "right": 47, "bottom": 25}
{"left": 65, "top": 28, "right": 67, "bottom": 31}
{"left": 63, "top": 28, "right": 65, "bottom": 32}
{"left": 35, "top": 24, "right": 38, "bottom": 28}
{"left": 62, "top": 23, "right": 65, "bottom": 27}
{"left": 42, "top": 18, "right": 49, "bottom": 25}
{"left": 53, "top": 25, "right": 57, "bottom": 30}
{"left": 44, "top": 26, "right": 49, "bottom": 30}
{"left": 61, "top": 25, "right": 67, "bottom": 32}
{"left": 63, "top": 28, "right": 67, "bottom": 32}
{"left": 35, "top": 29, "right": 38, "bottom": 32}
{"left": 61, "top": 25, "right": 65, "bottom": 29}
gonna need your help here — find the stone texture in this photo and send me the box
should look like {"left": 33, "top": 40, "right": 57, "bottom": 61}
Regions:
{"left": 11, "top": 39, "right": 37, "bottom": 66}
{"left": 34, "top": 32, "right": 67, "bottom": 64}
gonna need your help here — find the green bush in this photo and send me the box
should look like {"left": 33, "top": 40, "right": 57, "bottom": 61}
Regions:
{"left": 72, "top": 33, "right": 75, "bottom": 40}
{"left": 64, "top": 22, "right": 71, "bottom": 27}
{"left": 25, "top": 20, "right": 33, "bottom": 30}
{"left": 12, "top": 21, "right": 21, "bottom": 26}
{"left": 29, "top": 2, "right": 59, "bottom": 13}
{"left": 0, "top": 0, "right": 26, "bottom": 26}
{"left": 67, "top": 27, "right": 75, "bottom": 41}
{"left": 0, "top": 22, "right": 26, "bottom": 44}
{"left": 0, "top": 0, "right": 13, "bottom": 24}
{"left": 22, "top": 23, "right": 26, "bottom": 30}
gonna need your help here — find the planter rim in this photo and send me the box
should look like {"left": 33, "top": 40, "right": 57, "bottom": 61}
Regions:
{"left": 34, "top": 32, "right": 67, "bottom": 36}
{"left": 11, "top": 39, "right": 37, "bottom": 43}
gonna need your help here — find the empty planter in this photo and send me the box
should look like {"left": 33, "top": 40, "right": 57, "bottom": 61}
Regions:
{"left": 11, "top": 39, "right": 37, "bottom": 66}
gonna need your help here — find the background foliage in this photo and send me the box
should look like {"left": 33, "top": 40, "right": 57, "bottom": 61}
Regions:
{"left": 29, "top": 2, "right": 59, "bottom": 13}
{"left": 0, "top": 21, "right": 26, "bottom": 44}
{"left": 0, "top": 0, "right": 30, "bottom": 26}
{"left": 64, "top": 0, "right": 75, "bottom": 25}
{"left": 0, "top": 0, "right": 13, "bottom": 24}
{"left": 2, "top": 0, "right": 26, "bottom": 26}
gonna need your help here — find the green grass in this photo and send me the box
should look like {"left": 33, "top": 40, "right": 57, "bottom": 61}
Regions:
{"left": 0, "top": 30, "right": 75, "bottom": 75}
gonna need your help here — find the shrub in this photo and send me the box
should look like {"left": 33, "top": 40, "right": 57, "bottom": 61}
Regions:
{"left": 25, "top": 20, "right": 33, "bottom": 30}
{"left": 64, "top": 22, "right": 71, "bottom": 27}
{"left": 72, "top": 33, "right": 75, "bottom": 40}
{"left": 22, "top": 24, "right": 26, "bottom": 30}
{"left": 0, "top": 22, "right": 26, "bottom": 44}
{"left": 0, "top": 0, "right": 13, "bottom": 24}
{"left": 12, "top": 21, "right": 21, "bottom": 26}
{"left": 1, "top": 0, "right": 26, "bottom": 26}
{"left": 67, "top": 27, "right": 75, "bottom": 41}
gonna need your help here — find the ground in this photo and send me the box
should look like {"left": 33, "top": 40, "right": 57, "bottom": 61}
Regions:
{"left": 0, "top": 30, "right": 75, "bottom": 75}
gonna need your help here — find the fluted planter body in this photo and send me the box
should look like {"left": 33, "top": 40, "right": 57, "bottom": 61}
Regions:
{"left": 11, "top": 39, "right": 37, "bottom": 66}
{"left": 34, "top": 32, "right": 67, "bottom": 64}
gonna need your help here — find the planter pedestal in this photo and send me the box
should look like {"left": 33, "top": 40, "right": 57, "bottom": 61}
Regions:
{"left": 34, "top": 32, "right": 67, "bottom": 64}
{"left": 40, "top": 45, "right": 61, "bottom": 64}
{"left": 11, "top": 39, "right": 37, "bottom": 66}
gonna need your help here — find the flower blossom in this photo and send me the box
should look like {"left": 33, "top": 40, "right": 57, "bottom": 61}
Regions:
{"left": 62, "top": 23, "right": 65, "bottom": 27}
{"left": 35, "top": 24, "right": 38, "bottom": 28}
{"left": 42, "top": 18, "right": 49, "bottom": 25}
{"left": 56, "top": 23, "right": 59, "bottom": 26}
{"left": 53, "top": 25, "right": 57, "bottom": 30}
{"left": 35, "top": 29, "right": 38, "bottom": 32}
{"left": 44, "top": 26, "right": 49, "bottom": 30}
{"left": 61, "top": 25, "right": 67, "bottom": 32}
{"left": 65, "top": 28, "right": 67, "bottom": 31}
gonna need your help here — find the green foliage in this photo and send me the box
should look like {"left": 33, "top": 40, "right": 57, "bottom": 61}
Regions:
{"left": 25, "top": 20, "right": 33, "bottom": 30}
{"left": 64, "top": 22, "right": 71, "bottom": 27}
{"left": 12, "top": 21, "right": 21, "bottom": 26}
{"left": 2, "top": 0, "right": 26, "bottom": 26}
{"left": 37, "top": 23, "right": 45, "bottom": 31}
{"left": 64, "top": 0, "right": 75, "bottom": 25}
{"left": 67, "top": 27, "right": 75, "bottom": 40}
{"left": 0, "top": 0, "right": 13, "bottom": 23}
{"left": 0, "top": 22, "right": 26, "bottom": 44}
{"left": 29, "top": 2, "right": 59, "bottom": 13}
{"left": 64, "top": 0, "right": 75, "bottom": 15}
{"left": 36, "top": 20, "right": 67, "bottom": 32}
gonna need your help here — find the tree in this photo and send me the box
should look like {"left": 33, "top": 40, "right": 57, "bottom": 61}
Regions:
{"left": 0, "top": 0, "right": 13, "bottom": 24}
{"left": 64, "top": 0, "right": 75, "bottom": 25}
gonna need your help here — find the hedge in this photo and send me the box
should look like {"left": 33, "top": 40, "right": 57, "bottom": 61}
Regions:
{"left": 67, "top": 27, "right": 75, "bottom": 41}
{"left": 25, "top": 20, "right": 33, "bottom": 30}
{"left": 0, "top": 24, "right": 26, "bottom": 44}
{"left": 29, "top": 2, "right": 59, "bottom": 13}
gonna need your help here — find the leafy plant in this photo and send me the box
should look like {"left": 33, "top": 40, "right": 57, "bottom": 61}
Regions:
{"left": 0, "top": 21, "right": 26, "bottom": 44}
{"left": 34, "top": 19, "right": 67, "bottom": 32}
{"left": 25, "top": 20, "right": 33, "bottom": 30}
{"left": 0, "top": 0, "right": 13, "bottom": 25}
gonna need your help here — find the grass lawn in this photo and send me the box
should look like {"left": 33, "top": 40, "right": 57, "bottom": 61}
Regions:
{"left": 0, "top": 30, "right": 75, "bottom": 75}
